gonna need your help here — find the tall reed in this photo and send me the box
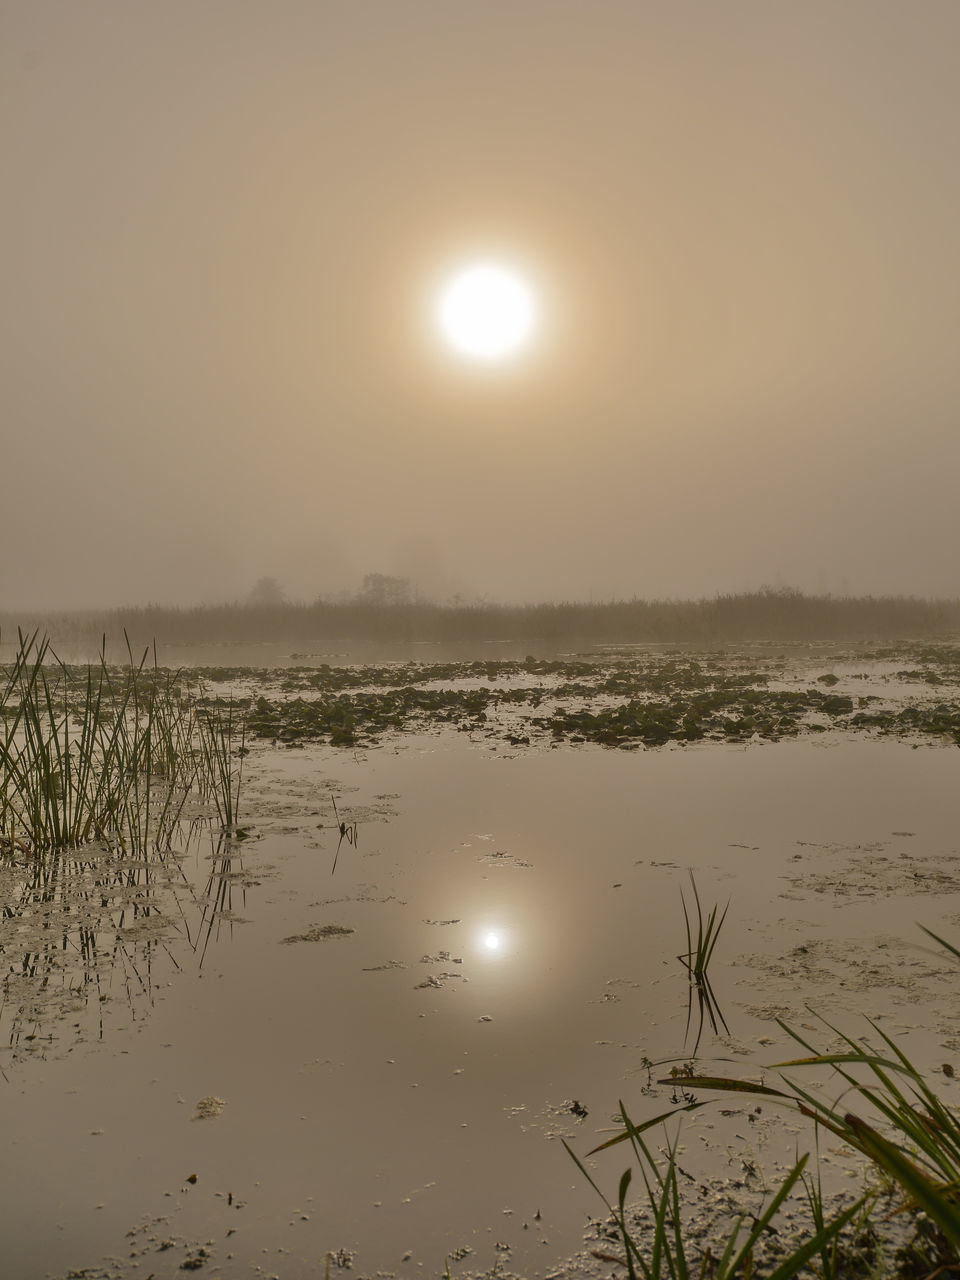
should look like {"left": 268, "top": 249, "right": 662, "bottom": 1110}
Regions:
{"left": 0, "top": 630, "right": 245, "bottom": 856}
{"left": 195, "top": 695, "right": 246, "bottom": 832}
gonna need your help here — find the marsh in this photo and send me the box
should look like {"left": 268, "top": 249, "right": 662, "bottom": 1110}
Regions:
{"left": 3, "top": 641, "right": 960, "bottom": 1277}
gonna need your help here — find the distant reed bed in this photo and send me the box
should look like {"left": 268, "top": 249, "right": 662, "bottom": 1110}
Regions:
{"left": 3, "top": 589, "right": 959, "bottom": 654}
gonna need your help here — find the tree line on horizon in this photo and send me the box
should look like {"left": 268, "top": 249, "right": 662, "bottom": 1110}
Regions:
{"left": 2, "top": 587, "right": 959, "bottom": 651}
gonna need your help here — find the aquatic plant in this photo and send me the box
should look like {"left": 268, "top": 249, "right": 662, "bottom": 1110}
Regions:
{"left": 579, "top": 928, "right": 960, "bottom": 1276}
{"left": 0, "top": 630, "right": 246, "bottom": 856}
{"left": 195, "top": 831, "right": 245, "bottom": 966}
{"left": 678, "top": 873, "right": 728, "bottom": 984}
{"left": 330, "top": 794, "right": 358, "bottom": 875}
{"left": 658, "top": 1020, "right": 960, "bottom": 1272}
{"left": 173, "top": 645, "right": 960, "bottom": 753}
{"left": 678, "top": 874, "right": 729, "bottom": 1052}
{"left": 669, "top": 1022, "right": 960, "bottom": 1237}
{"left": 1, "top": 631, "right": 184, "bottom": 854}
{"left": 565, "top": 1111, "right": 861, "bottom": 1280}
{"left": 195, "top": 694, "right": 246, "bottom": 833}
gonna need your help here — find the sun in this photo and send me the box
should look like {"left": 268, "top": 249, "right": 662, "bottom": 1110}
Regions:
{"left": 437, "top": 263, "right": 537, "bottom": 362}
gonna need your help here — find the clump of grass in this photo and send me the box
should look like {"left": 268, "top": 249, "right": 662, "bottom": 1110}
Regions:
{"left": 678, "top": 873, "right": 728, "bottom": 983}
{"left": 582, "top": 927, "right": 960, "bottom": 1275}
{"left": 0, "top": 630, "right": 246, "bottom": 856}
{"left": 678, "top": 873, "right": 729, "bottom": 1050}
{"left": 665, "top": 1014, "right": 960, "bottom": 1256}
{"left": 195, "top": 695, "right": 247, "bottom": 834}
{"left": 565, "top": 1108, "right": 862, "bottom": 1280}
{"left": 1, "top": 630, "right": 183, "bottom": 853}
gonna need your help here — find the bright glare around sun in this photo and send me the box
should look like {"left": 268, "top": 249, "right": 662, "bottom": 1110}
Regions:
{"left": 437, "top": 263, "right": 537, "bottom": 362}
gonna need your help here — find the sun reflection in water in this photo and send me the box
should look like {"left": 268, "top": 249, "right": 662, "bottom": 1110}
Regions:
{"left": 475, "top": 925, "right": 511, "bottom": 959}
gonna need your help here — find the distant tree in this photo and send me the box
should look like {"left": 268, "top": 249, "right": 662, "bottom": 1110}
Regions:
{"left": 247, "top": 576, "right": 287, "bottom": 606}
{"left": 356, "top": 573, "right": 413, "bottom": 606}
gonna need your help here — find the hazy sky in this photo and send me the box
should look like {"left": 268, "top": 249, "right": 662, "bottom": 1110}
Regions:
{"left": 3, "top": 1, "right": 960, "bottom": 608}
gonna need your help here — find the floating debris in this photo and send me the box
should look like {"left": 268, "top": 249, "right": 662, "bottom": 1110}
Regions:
{"left": 191, "top": 1097, "right": 226, "bottom": 1121}
{"left": 280, "top": 924, "right": 355, "bottom": 944}
{"left": 482, "top": 850, "right": 533, "bottom": 869}
{"left": 415, "top": 972, "right": 465, "bottom": 990}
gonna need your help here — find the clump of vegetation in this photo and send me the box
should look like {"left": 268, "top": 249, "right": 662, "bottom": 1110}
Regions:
{"left": 195, "top": 693, "right": 246, "bottom": 832}
{"left": 1, "top": 632, "right": 251, "bottom": 1056}
{"left": 678, "top": 874, "right": 729, "bottom": 1051}
{"left": 567, "top": 1119, "right": 863, "bottom": 1280}
{"left": 570, "top": 929, "right": 960, "bottom": 1279}
{"left": 194, "top": 644, "right": 960, "bottom": 752}
{"left": 0, "top": 630, "right": 246, "bottom": 856}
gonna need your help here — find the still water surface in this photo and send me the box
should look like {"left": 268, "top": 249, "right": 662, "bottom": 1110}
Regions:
{"left": 3, "top": 727, "right": 960, "bottom": 1278}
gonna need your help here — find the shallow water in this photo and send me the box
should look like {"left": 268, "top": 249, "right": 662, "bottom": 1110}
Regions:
{"left": 0, "top": 637, "right": 585, "bottom": 671}
{"left": 4, "top": 719, "right": 960, "bottom": 1279}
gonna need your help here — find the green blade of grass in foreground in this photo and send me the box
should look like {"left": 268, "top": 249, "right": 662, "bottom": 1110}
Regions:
{"left": 844, "top": 1113, "right": 960, "bottom": 1249}
{"left": 768, "top": 1052, "right": 914, "bottom": 1071}
{"left": 587, "top": 1100, "right": 713, "bottom": 1156}
{"left": 919, "top": 926, "right": 960, "bottom": 964}
{"left": 654, "top": 1075, "right": 796, "bottom": 1097}
{"left": 573, "top": 1110, "right": 868, "bottom": 1280}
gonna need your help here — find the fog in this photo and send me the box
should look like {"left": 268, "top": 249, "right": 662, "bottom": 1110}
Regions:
{"left": 3, "top": 1, "right": 959, "bottom": 610}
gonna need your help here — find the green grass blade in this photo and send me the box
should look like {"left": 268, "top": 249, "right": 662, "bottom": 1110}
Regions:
{"left": 587, "top": 1100, "right": 711, "bottom": 1156}
{"left": 654, "top": 1076, "right": 795, "bottom": 1100}
{"left": 844, "top": 1113, "right": 960, "bottom": 1249}
{"left": 763, "top": 1195, "right": 866, "bottom": 1280}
